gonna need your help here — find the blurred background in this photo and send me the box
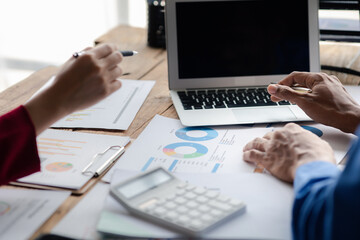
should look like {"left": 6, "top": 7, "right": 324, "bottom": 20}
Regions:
{"left": 0, "top": 0, "right": 147, "bottom": 92}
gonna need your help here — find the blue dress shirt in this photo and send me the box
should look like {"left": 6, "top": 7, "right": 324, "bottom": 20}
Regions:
{"left": 292, "top": 129, "right": 360, "bottom": 240}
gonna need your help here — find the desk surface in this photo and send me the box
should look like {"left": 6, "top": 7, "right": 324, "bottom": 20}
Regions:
{"left": 1, "top": 25, "right": 360, "bottom": 239}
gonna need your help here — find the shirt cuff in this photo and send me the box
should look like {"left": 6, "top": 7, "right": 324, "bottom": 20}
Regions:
{"left": 294, "top": 161, "right": 340, "bottom": 195}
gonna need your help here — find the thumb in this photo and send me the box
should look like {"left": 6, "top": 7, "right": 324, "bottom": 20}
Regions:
{"left": 267, "top": 84, "right": 302, "bottom": 103}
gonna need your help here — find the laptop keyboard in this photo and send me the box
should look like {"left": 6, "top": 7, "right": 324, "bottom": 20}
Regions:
{"left": 177, "top": 88, "right": 293, "bottom": 110}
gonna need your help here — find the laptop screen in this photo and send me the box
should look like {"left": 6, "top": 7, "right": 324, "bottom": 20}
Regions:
{"left": 176, "top": 0, "right": 310, "bottom": 79}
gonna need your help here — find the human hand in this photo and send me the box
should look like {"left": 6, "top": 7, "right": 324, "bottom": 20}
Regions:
{"left": 268, "top": 72, "right": 360, "bottom": 133}
{"left": 243, "top": 123, "right": 336, "bottom": 183}
{"left": 25, "top": 43, "right": 123, "bottom": 134}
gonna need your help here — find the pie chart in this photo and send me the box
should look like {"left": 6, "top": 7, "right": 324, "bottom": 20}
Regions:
{"left": 163, "top": 142, "right": 208, "bottom": 158}
{"left": 175, "top": 127, "right": 218, "bottom": 141}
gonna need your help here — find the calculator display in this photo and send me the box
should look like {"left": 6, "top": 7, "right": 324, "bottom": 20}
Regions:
{"left": 117, "top": 169, "right": 172, "bottom": 199}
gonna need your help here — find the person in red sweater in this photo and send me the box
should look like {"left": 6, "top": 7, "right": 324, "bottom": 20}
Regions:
{"left": 0, "top": 43, "right": 123, "bottom": 185}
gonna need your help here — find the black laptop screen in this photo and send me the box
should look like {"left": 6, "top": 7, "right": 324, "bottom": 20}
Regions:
{"left": 176, "top": 0, "right": 310, "bottom": 79}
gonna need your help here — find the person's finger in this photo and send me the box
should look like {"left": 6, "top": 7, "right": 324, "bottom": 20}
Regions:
{"left": 270, "top": 95, "right": 282, "bottom": 102}
{"left": 92, "top": 44, "right": 118, "bottom": 59}
{"left": 243, "top": 137, "right": 267, "bottom": 152}
{"left": 107, "top": 79, "right": 122, "bottom": 94}
{"left": 101, "top": 51, "right": 123, "bottom": 69}
{"left": 263, "top": 131, "right": 273, "bottom": 140}
{"left": 267, "top": 84, "right": 308, "bottom": 104}
{"left": 278, "top": 71, "right": 315, "bottom": 88}
{"left": 243, "top": 149, "right": 266, "bottom": 164}
{"left": 107, "top": 66, "right": 123, "bottom": 80}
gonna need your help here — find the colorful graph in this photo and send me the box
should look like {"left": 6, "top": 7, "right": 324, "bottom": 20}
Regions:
{"left": 301, "top": 126, "right": 323, "bottom": 137}
{"left": 163, "top": 142, "right": 208, "bottom": 158}
{"left": 37, "top": 137, "right": 86, "bottom": 156}
{"left": 45, "top": 162, "right": 73, "bottom": 172}
{"left": 175, "top": 127, "right": 218, "bottom": 141}
{"left": 0, "top": 201, "right": 10, "bottom": 216}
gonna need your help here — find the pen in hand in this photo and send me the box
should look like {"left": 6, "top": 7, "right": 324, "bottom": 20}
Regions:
{"left": 270, "top": 83, "right": 312, "bottom": 93}
{"left": 120, "top": 50, "right": 138, "bottom": 57}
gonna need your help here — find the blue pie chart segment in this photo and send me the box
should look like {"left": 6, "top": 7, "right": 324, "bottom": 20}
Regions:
{"left": 301, "top": 126, "right": 323, "bottom": 137}
{"left": 163, "top": 142, "right": 208, "bottom": 158}
{"left": 175, "top": 127, "right": 218, "bottom": 141}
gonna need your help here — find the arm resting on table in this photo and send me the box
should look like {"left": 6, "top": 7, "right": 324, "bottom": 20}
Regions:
{"left": 293, "top": 132, "right": 360, "bottom": 240}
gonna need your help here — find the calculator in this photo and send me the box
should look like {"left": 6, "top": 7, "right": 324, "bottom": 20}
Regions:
{"left": 110, "top": 167, "right": 246, "bottom": 237}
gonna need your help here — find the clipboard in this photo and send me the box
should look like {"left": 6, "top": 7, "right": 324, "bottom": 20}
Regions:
{"left": 10, "top": 145, "right": 125, "bottom": 195}
{"left": 9, "top": 129, "right": 130, "bottom": 195}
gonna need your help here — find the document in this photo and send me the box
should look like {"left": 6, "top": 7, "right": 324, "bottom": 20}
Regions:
{"left": 16, "top": 129, "right": 130, "bottom": 190}
{"left": 52, "top": 182, "right": 109, "bottom": 240}
{"left": 103, "top": 115, "right": 273, "bottom": 182}
{"left": 31, "top": 77, "right": 155, "bottom": 130}
{"left": 97, "top": 169, "right": 293, "bottom": 239}
{"left": 0, "top": 189, "right": 70, "bottom": 240}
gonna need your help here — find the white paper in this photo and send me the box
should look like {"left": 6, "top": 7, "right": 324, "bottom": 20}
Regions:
{"left": 103, "top": 115, "right": 273, "bottom": 182}
{"left": 97, "top": 169, "right": 293, "bottom": 240}
{"left": 0, "top": 189, "right": 70, "bottom": 240}
{"left": 17, "top": 129, "right": 130, "bottom": 190}
{"left": 52, "top": 181, "right": 109, "bottom": 240}
{"left": 52, "top": 79, "right": 154, "bottom": 130}
{"left": 30, "top": 76, "right": 155, "bottom": 130}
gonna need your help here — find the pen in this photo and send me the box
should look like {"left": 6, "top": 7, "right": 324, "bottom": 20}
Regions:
{"left": 270, "top": 83, "right": 312, "bottom": 93}
{"left": 121, "top": 50, "right": 138, "bottom": 57}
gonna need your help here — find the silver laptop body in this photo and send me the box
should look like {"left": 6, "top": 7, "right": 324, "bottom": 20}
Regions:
{"left": 165, "top": 0, "right": 320, "bottom": 126}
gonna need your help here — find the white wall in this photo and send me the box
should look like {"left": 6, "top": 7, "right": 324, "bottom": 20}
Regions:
{"left": 0, "top": 0, "right": 147, "bottom": 92}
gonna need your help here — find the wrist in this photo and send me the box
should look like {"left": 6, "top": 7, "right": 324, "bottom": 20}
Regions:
{"left": 24, "top": 86, "right": 71, "bottom": 135}
{"left": 345, "top": 105, "right": 360, "bottom": 134}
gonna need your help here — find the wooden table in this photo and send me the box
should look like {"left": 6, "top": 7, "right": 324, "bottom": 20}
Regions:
{"left": 1, "top": 25, "right": 360, "bottom": 239}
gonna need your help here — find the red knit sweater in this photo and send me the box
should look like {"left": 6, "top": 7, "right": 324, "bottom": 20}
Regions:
{"left": 0, "top": 106, "right": 40, "bottom": 185}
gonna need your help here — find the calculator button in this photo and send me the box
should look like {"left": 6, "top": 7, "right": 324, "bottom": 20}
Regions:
{"left": 166, "top": 194, "right": 176, "bottom": 201}
{"left": 210, "top": 209, "right": 223, "bottom": 217}
{"left": 185, "top": 201, "right": 199, "bottom": 209}
{"left": 195, "top": 196, "right": 208, "bottom": 203}
{"left": 201, "top": 214, "right": 215, "bottom": 223}
{"left": 176, "top": 189, "right": 186, "bottom": 196}
{"left": 164, "top": 211, "right": 179, "bottom": 221}
{"left": 205, "top": 190, "right": 220, "bottom": 199}
{"left": 229, "top": 199, "right": 243, "bottom": 207}
{"left": 176, "top": 205, "right": 188, "bottom": 213}
{"left": 164, "top": 201, "right": 177, "bottom": 209}
{"left": 174, "top": 197, "right": 187, "bottom": 205}
{"left": 217, "top": 195, "right": 230, "bottom": 203}
{"left": 198, "top": 205, "right": 211, "bottom": 213}
{"left": 184, "top": 192, "right": 197, "bottom": 199}
{"left": 209, "top": 200, "right": 232, "bottom": 212}
{"left": 193, "top": 187, "right": 206, "bottom": 195}
{"left": 188, "top": 210, "right": 201, "bottom": 218}
{"left": 154, "top": 207, "right": 167, "bottom": 216}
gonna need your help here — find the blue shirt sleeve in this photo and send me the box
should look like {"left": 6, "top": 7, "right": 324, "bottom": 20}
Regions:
{"left": 293, "top": 131, "right": 360, "bottom": 240}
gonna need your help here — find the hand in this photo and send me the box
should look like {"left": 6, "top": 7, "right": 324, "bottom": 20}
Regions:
{"left": 268, "top": 72, "right": 360, "bottom": 133}
{"left": 243, "top": 123, "right": 336, "bottom": 182}
{"left": 24, "top": 43, "right": 123, "bottom": 134}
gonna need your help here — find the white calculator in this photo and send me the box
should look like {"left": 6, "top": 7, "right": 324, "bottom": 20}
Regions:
{"left": 110, "top": 167, "right": 246, "bottom": 237}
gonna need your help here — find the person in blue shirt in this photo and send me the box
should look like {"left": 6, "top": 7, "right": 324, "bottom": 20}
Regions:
{"left": 243, "top": 71, "right": 360, "bottom": 240}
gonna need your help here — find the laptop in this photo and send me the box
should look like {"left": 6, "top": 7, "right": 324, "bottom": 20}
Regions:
{"left": 165, "top": 0, "right": 320, "bottom": 126}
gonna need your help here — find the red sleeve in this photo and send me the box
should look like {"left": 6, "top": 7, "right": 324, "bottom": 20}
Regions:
{"left": 0, "top": 105, "right": 40, "bottom": 185}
